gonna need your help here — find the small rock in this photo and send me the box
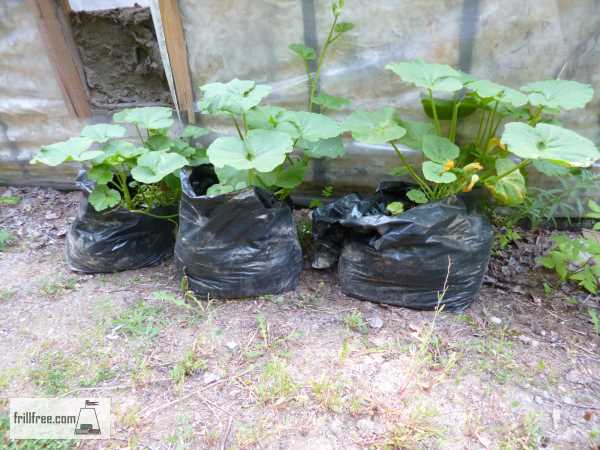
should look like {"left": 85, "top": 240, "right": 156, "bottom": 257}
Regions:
{"left": 226, "top": 341, "right": 238, "bottom": 350}
{"left": 367, "top": 315, "right": 384, "bottom": 329}
{"left": 534, "top": 396, "right": 544, "bottom": 405}
{"left": 357, "top": 418, "right": 384, "bottom": 435}
{"left": 490, "top": 316, "right": 502, "bottom": 325}
{"left": 565, "top": 369, "right": 582, "bottom": 384}
{"left": 203, "top": 372, "right": 220, "bottom": 385}
{"left": 45, "top": 212, "right": 59, "bottom": 220}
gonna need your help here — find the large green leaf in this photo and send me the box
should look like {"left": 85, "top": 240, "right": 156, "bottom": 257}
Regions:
{"left": 130, "top": 151, "right": 188, "bottom": 184}
{"left": 521, "top": 80, "right": 594, "bottom": 110}
{"left": 181, "top": 125, "right": 209, "bottom": 139}
{"left": 501, "top": 122, "right": 600, "bottom": 167}
{"left": 312, "top": 93, "right": 351, "bottom": 110}
{"left": 301, "top": 136, "right": 345, "bottom": 159}
{"left": 396, "top": 120, "right": 436, "bottom": 151}
{"left": 87, "top": 165, "right": 113, "bottom": 185}
{"left": 207, "top": 129, "right": 293, "bottom": 173}
{"left": 273, "top": 159, "right": 308, "bottom": 189}
{"left": 342, "top": 107, "right": 406, "bottom": 144}
{"left": 245, "top": 106, "right": 287, "bottom": 130}
{"left": 31, "top": 137, "right": 100, "bottom": 166}
{"left": 484, "top": 158, "right": 526, "bottom": 206}
{"left": 465, "top": 79, "right": 528, "bottom": 107}
{"left": 113, "top": 107, "right": 174, "bottom": 129}
{"left": 289, "top": 43, "right": 316, "bottom": 61}
{"left": 81, "top": 124, "right": 126, "bottom": 143}
{"left": 279, "top": 111, "right": 342, "bottom": 142}
{"left": 422, "top": 135, "right": 459, "bottom": 163}
{"left": 98, "top": 140, "right": 148, "bottom": 164}
{"left": 215, "top": 165, "right": 249, "bottom": 186}
{"left": 386, "top": 60, "right": 463, "bottom": 92}
{"left": 407, "top": 189, "right": 428, "bottom": 204}
{"left": 199, "top": 79, "right": 271, "bottom": 115}
{"left": 422, "top": 161, "right": 457, "bottom": 184}
{"left": 88, "top": 185, "right": 121, "bottom": 211}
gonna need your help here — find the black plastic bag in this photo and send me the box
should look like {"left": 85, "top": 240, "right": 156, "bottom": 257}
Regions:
{"left": 174, "top": 166, "right": 303, "bottom": 298}
{"left": 312, "top": 182, "right": 493, "bottom": 311}
{"left": 66, "top": 172, "right": 176, "bottom": 273}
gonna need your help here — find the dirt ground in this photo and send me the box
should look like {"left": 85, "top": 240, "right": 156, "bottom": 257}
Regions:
{"left": 0, "top": 187, "right": 599, "bottom": 450}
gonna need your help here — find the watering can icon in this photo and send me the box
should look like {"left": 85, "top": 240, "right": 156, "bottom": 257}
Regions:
{"left": 74, "top": 400, "right": 101, "bottom": 435}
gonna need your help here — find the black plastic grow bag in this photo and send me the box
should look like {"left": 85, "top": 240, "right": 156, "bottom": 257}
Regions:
{"left": 174, "top": 166, "right": 303, "bottom": 298}
{"left": 312, "top": 182, "right": 493, "bottom": 311}
{"left": 65, "top": 172, "right": 177, "bottom": 273}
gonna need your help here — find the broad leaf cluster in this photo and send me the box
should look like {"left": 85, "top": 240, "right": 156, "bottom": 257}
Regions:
{"left": 32, "top": 107, "right": 208, "bottom": 212}
{"left": 341, "top": 59, "right": 600, "bottom": 209}
{"left": 198, "top": 78, "right": 344, "bottom": 196}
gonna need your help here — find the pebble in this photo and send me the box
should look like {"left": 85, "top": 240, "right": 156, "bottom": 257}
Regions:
{"left": 490, "top": 316, "right": 502, "bottom": 325}
{"left": 225, "top": 341, "right": 238, "bottom": 350}
{"left": 367, "top": 315, "right": 384, "bottom": 329}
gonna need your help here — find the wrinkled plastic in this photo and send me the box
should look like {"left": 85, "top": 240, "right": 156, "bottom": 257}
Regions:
{"left": 312, "top": 183, "right": 493, "bottom": 311}
{"left": 66, "top": 172, "right": 176, "bottom": 273}
{"left": 174, "top": 166, "right": 303, "bottom": 298}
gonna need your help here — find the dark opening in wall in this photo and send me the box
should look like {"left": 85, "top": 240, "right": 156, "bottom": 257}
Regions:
{"left": 69, "top": 6, "right": 172, "bottom": 111}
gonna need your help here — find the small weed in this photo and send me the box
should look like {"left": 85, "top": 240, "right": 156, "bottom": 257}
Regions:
{"left": 29, "top": 350, "right": 79, "bottom": 395}
{"left": 111, "top": 302, "right": 165, "bottom": 338}
{"left": 39, "top": 276, "right": 78, "bottom": 297}
{"left": 0, "top": 195, "right": 21, "bottom": 206}
{"left": 543, "top": 281, "right": 553, "bottom": 296}
{"left": 344, "top": 311, "right": 368, "bottom": 335}
{"left": 171, "top": 349, "right": 206, "bottom": 388}
{"left": 0, "top": 288, "right": 16, "bottom": 301}
{"left": 256, "top": 313, "right": 270, "bottom": 346}
{"left": 381, "top": 405, "right": 444, "bottom": 449}
{"left": 79, "top": 364, "right": 116, "bottom": 388}
{"left": 0, "top": 415, "right": 75, "bottom": 449}
{"left": 498, "top": 412, "right": 543, "bottom": 450}
{"left": 256, "top": 358, "right": 298, "bottom": 404}
{"left": 310, "top": 375, "right": 344, "bottom": 413}
{"left": 495, "top": 226, "right": 522, "bottom": 250}
{"left": 0, "top": 229, "right": 15, "bottom": 251}
{"left": 588, "top": 308, "right": 600, "bottom": 335}
{"left": 167, "top": 416, "right": 196, "bottom": 449}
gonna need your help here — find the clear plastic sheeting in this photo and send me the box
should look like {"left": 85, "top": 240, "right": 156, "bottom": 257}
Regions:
{"left": 0, "top": 0, "right": 83, "bottom": 187}
{"left": 179, "top": 0, "right": 600, "bottom": 192}
{"left": 0, "top": 0, "right": 599, "bottom": 193}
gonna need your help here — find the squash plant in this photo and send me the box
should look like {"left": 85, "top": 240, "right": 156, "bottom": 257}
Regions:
{"left": 31, "top": 106, "right": 208, "bottom": 213}
{"left": 343, "top": 60, "right": 600, "bottom": 208}
{"left": 199, "top": 79, "right": 343, "bottom": 197}
{"left": 289, "top": 0, "right": 353, "bottom": 113}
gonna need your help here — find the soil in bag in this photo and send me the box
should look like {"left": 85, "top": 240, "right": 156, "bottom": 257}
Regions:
{"left": 311, "top": 182, "right": 493, "bottom": 311}
{"left": 175, "top": 166, "right": 303, "bottom": 298}
{"left": 66, "top": 172, "right": 177, "bottom": 273}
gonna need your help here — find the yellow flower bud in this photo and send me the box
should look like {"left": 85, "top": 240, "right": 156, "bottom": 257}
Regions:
{"left": 463, "top": 162, "right": 483, "bottom": 172}
{"left": 463, "top": 174, "right": 480, "bottom": 192}
{"left": 442, "top": 160, "right": 455, "bottom": 172}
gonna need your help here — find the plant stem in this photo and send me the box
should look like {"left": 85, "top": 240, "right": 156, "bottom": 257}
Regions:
{"left": 449, "top": 101, "right": 460, "bottom": 143}
{"left": 134, "top": 125, "right": 145, "bottom": 145}
{"left": 116, "top": 171, "right": 133, "bottom": 209}
{"left": 232, "top": 117, "right": 244, "bottom": 140}
{"left": 130, "top": 209, "right": 178, "bottom": 227}
{"left": 475, "top": 110, "right": 486, "bottom": 146}
{"left": 308, "top": 12, "right": 339, "bottom": 111}
{"left": 247, "top": 168, "right": 255, "bottom": 187}
{"left": 242, "top": 112, "right": 248, "bottom": 133}
{"left": 390, "top": 142, "right": 434, "bottom": 198}
{"left": 485, "top": 100, "right": 500, "bottom": 144}
{"left": 428, "top": 89, "right": 442, "bottom": 136}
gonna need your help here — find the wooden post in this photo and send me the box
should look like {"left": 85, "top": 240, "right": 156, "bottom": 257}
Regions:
{"left": 158, "top": 0, "right": 196, "bottom": 123}
{"left": 31, "top": 0, "right": 91, "bottom": 119}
